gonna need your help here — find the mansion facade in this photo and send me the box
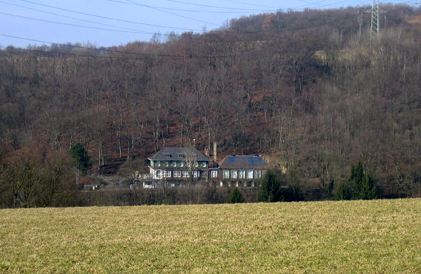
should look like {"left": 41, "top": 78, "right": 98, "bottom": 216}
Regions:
{"left": 146, "top": 146, "right": 268, "bottom": 187}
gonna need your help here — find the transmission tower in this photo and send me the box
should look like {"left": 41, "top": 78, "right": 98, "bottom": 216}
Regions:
{"left": 370, "top": 0, "right": 380, "bottom": 45}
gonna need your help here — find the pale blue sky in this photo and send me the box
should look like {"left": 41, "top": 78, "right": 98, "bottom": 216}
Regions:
{"left": 0, "top": 0, "right": 413, "bottom": 49}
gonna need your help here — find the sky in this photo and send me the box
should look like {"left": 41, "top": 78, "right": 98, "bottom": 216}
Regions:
{"left": 0, "top": 0, "right": 417, "bottom": 49}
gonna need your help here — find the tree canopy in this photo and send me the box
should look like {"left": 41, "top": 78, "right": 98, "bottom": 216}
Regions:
{"left": 70, "top": 143, "right": 92, "bottom": 175}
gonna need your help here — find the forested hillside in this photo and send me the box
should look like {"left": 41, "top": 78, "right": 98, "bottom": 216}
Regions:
{"left": 1, "top": 4, "right": 421, "bottom": 206}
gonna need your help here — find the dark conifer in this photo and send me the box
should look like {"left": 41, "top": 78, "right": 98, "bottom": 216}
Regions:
{"left": 69, "top": 143, "right": 92, "bottom": 175}
{"left": 228, "top": 188, "right": 245, "bottom": 203}
{"left": 258, "top": 169, "right": 280, "bottom": 202}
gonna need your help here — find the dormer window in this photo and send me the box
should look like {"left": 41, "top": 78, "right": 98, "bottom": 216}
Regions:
{"left": 165, "top": 154, "right": 172, "bottom": 158}
{"left": 178, "top": 154, "right": 186, "bottom": 159}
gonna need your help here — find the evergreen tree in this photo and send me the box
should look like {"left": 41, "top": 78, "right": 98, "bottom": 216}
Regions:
{"left": 335, "top": 181, "right": 352, "bottom": 200}
{"left": 359, "top": 171, "right": 377, "bottom": 200}
{"left": 228, "top": 188, "right": 245, "bottom": 203}
{"left": 348, "top": 160, "right": 377, "bottom": 200}
{"left": 350, "top": 161, "right": 364, "bottom": 194}
{"left": 69, "top": 143, "right": 92, "bottom": 175}
{"left": 258, "top": 169, "right": 280, "bottom": 202}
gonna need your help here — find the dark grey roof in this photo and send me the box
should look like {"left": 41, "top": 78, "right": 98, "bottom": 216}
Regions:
{"left": 219, "top": 155, "right": 268, "bottom": 169}
{"left": 148, "top": 147, "right": 211, "bottom": 162}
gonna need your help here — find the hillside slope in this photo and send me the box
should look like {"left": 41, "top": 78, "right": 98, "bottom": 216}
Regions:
{"left": 0, "top": 4, "right": 420, "bottom": 199}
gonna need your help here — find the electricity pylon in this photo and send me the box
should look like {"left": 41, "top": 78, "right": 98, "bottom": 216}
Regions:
{"left": 370, "top": 0, "right": 380, "bottom": 45}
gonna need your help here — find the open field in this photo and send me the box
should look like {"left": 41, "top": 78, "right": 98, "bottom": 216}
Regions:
{"left": 1, "top": 199, "right": 421, "bottom": 273}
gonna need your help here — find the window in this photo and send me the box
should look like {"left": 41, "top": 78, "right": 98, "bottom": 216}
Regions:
{"left": 231, "top": 170, "right": 237, "bottom": 179}
{"left": 182, "top": 171, "right": 189, "bottom": 178}
{"left": 165, "top": 154, "right": 172, "bottom": 158}
{"left": 156, "top": 161, "right": 161, "bottom": 167}
{"left": 256, "top": 170, "right": 262, "bottom": 178}
{"left": 178, "top": 162, "right": 183, "bottom": 167}
{"left": 239, "top": 170, "right": 245, "bottom": 179}
{"left": 194, "top": 162, "right": 198, "bottom": 167}
{"left": 247, "top": 170, "right": 254, "bottom": 179}
{"left": 178, "top": 154, "right": 185, "bottom": 159}
{"left": 202, "top": 162, "right": 207, "bottom": 168}
{"left": 155, "top": 170, "right": 161, "bottom": 179}
{"left": 193, "top": 171, "right": 199, "bottom": 178}
{"left": 165, "top": 161, "right": 169, "bottom": 167}
{"left": 223, "top": 170, "right": 229, "bottom": 179}
{"left": 211, "top": 170, "right": 218, "bottom": 178}
{"left": 165, "top": 171, "right": 171, "bottom": 177}
{"left": 174, "top": 171, "right": 181, "bottom": 178}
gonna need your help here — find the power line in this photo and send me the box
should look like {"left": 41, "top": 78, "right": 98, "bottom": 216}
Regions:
{"left": 294, "top": 0, "right": 359, "bottom": 10}
{"left": 105, "top": 0, "right": 273, "bottom": 13}
{"left": 2, "top": 1, "right": 410, "bottom": 50}
{"left": 114, "top": 0, "right": 221, "bottom": 27}
{"left": 163, "top": 0, "right": 274, "bottom": 11}
{"left": 221, "top": 0, "right": 277, "bottom": 9}
{"left": 17, "top": 0, "right": 202, "bottom": 31}
{"left": 0, "top": 0, "right": 148, "bottom": 33}
{"left": 0, "top": 11, "right": 157, "bottom": 34}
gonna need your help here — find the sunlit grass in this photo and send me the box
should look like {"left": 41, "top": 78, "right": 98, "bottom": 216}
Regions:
{"left": 1, "top": 199, "right": 421, "bottom": 273}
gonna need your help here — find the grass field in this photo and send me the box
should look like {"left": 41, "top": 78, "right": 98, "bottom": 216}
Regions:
{"left": 1, "top": 199, "right": 421, "bottom": 273}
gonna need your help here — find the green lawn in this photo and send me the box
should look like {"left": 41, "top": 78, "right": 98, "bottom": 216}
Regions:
{"left": 1, "top": 199, "right": 421, "bottom": 273}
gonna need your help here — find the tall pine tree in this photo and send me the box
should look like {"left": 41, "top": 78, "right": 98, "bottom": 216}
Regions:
{"left": 350, "top": 161, "right": 364, "bottom": 195}
{"left": 348, "top": 161, "right": 377, "bottom": 200}
{"left": 359, "top": 171, "right": 377, "bottom": 200}
{"left": 258, "top": 169, "right": 280, "bottom": 202}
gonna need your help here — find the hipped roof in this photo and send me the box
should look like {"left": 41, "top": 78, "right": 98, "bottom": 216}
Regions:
{"left": 219, "top": 155, "right": 268, "bottom": 169}
{"left": 148, "top": 147, "right": 211, "bottom": 162}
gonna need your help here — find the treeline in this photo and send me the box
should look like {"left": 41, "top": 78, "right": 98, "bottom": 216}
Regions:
{"left": 1, "top": 4, "right": 421, "bottom": 206}
{"left": 0, "top": 142, "right": 77, "bottom": 207}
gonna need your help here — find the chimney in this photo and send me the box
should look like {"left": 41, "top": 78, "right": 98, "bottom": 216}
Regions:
{"left": 213, "top": 142, "right": 217, "bottom": 162}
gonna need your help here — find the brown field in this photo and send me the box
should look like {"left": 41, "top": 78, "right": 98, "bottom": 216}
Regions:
{"left": 1, "top": 199, "right": 421, "bottom": 273}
